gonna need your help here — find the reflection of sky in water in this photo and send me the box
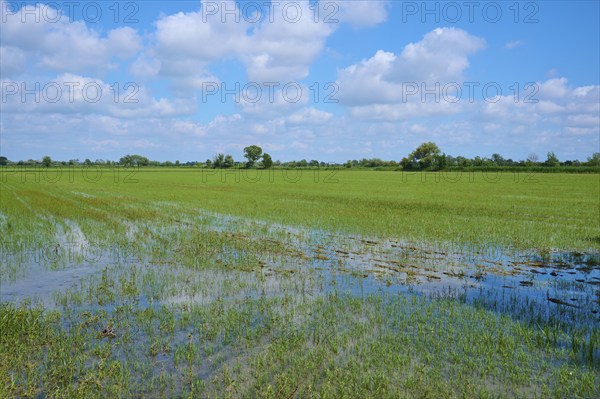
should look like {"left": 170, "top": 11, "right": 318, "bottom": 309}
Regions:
{"left": 1, "top": 211, "right": 598, "bottom": 327}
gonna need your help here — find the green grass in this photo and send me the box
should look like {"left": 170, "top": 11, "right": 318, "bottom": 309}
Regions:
{"left": 1, "top": 167, "right": 598, "bottom": 251}
{"left": 0, "top": 167, "right": 599, "bottom": 398}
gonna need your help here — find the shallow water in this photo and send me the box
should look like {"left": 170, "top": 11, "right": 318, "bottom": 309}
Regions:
{"left": 1, "top": 210, "right": 599, "bottom": 328}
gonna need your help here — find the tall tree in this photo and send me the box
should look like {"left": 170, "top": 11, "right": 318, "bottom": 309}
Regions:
{"left": 262, "top": 153, "right": 273, "bottom": 169}
{"left": 402, "top": 142, "right": 442, "bottom": 170}
{"left": 119, "top": 154, "right": 149, "bottom": 166}
{"left": 223, "top": 154, "right": 235, "bottom": 168}
{"left": 243, "top": 145, "right": 263, "bottom": 168}
{"left": 491, "top": 153, "right": 505, "bottom": 165}
{"left": 544, "top": 152, "right": 560, "bottom": 167}
{"left": 42, "top": 155, "right": 52, "bottom": 167}
{"left": 587, "top": 153, "right": 600, "bottom": 167}
{"left": 212, "top": 153, "right": 225, "bottom": 168}
{"left": 526, "top": 153, "right": 539, "bottom": 165}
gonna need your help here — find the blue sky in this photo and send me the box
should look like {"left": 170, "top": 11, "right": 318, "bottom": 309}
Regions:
{"left": 1, "top": 0, "right": 598, "bottom": 162}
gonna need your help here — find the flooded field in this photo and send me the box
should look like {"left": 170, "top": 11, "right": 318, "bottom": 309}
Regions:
{"left": 1, "top": 170, "right": 599, "bottom": 398}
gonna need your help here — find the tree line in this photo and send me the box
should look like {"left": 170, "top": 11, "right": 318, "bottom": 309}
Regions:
{"left": 1, "top": 142, "right": 598, "bottom": 171}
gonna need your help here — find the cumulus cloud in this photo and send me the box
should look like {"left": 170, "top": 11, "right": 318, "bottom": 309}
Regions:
{"left": 240, "top": 2, "right": 334, "bottom": 82}
{"left": 385, "top": 27, "right": 486, "bottom": 83}
{"left": 1, "top": 73, "right": 195, "bottom": 118}
{"left": 150, "top": 1, "right": 333, "bottom": 84}
{"left": 287, "top": 107, "right": 333, "bottom": 125}
{"left": 335, "top": 0, "right": 390, "bottom": 28}
{"left": 477, "top": 78, "right": 599, "bottom": 151}
{"left": 337, "top": 50, "right": 400, "bottom": 105}
{"left": 143, "top": 0, "right": 390, "bottom": 88}
{"left": 0, "top": 46, "right": 26, "bottom": 77}
{"left": 1, "top": 2, "right": 142, "bottom": 74}
{"left": 154, "top": 5, "right": 248, "bottom": 63}
{"left": 337, "top": 28, "right": 485, "bottom": 118}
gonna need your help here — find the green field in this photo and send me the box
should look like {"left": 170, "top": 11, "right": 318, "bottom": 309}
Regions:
{"left": 1, "top": 168, "right": 599, "bottom": 398}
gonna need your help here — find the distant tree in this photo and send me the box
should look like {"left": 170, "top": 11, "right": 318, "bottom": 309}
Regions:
{"left": 42, "top": 155, "right": 52, "bottom": 167}
{"left": 402, "top": 142, "right": 443, "bottom": 170}
{"left": 84, "top": 158, "right": 93, "bottom": 166}
{"left": 212, "top": 154, "right": 225, "bottom": 168}
{"left": 472, "top": 156, "right": 485, "bottom": 167}
{"left": 205, "top": 159, "right": 212, "bottom": 168}
{"left": 309, "top": 160, "right": 319, "bottom": 167}
{"left": 262, "top": 153, "right": 273, "bottom": 169}
{"left": 434, "top": 154, "right": 447, "bottom": 170}
{"left": 544, "top": 152, "right": 560, "bottom": 167}
{"left": 587, "top": 153, "right": 600, "bottom": 167}
{"left": 526, "top": 153, "right": 539, "bottom": 166}
{"left": 455, "top": 156, "right": 471, "bottom": 167}
{"left": 120, "top": 155, "right": 131, "bottom": 166}
{"left": 175, "top": 160, "right": 180, "bottom": 166}
{"left": 491, "top": 153, "right": 505, "bottom": 166}
{"left": 400, "top": 157, "right": 418, "bottom": 170}
{"left": 223, "top": 154, "right": 235, "bottom": 168}
{"left": 0, "top": 156, "right": 8, "bottom": 166}
{"left": 243, "top": 145, "right": 263, "bottom": 168}
{"left": 119, "top": 154, "right": 149, "bottom": 166}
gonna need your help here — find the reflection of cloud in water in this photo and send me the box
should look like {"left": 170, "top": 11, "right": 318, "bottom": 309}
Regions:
{"left": 2, "top": 209, "right": 598, "bottom": 327}
{"left": 0, "top": 264, "right": 99, "bottom": 308}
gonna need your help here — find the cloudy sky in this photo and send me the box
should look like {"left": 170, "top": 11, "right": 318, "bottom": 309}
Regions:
{"left": 1, "top": 0, "right": 598, "bottom": 162}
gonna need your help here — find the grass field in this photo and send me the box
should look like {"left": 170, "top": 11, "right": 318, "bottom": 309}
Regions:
{"left": 1, "top": 167, "right": 599, "bottom": 398}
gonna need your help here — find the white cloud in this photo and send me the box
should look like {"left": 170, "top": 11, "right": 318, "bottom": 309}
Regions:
{"left": 535, "top": 100, "right": 565, "bottom": 114}
{"left": 505, "top": 40, "right": 523, "bottom": 49}
{"left": 336, "top": 0, "right": 390, "bottom": 28}
{"left": 1, "top": 3, "right": 142, "bottom": 74}
{"left": 337, "top": 28, "right": 485, "bottom": 119}
{"left": 287, "top": 107, "right": 333, "bottom": 124}
{"left": 1, "top": 74, "right": 196, "bottom": 118}
{"left": 538, "top": 78, "right": 569, "bottom": 98}
{"left": 337, "top": 50, "right": 400, "bottom": 105}
{"left": 242, "top": 1, "right": 334, "bottom": 82}
{"left": 337, "top": 28, "right": 485, "bottom": 108}
{"left": 0, "top": 46, "right": 26, "bottom": 77}
{"left": 130, "top": 53, "right": 162, "bottom": 79}
{"left": 567, "top": 114, "right": 599, "bottom": 127}
{"left": 384, "top": 27, "right": 486, "bottom": 83}
{"left": 145, "top": 0, "right": 389, "bottom": 87}
{"left": 155, "top": 6, "right": 248, "bottom": 62}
